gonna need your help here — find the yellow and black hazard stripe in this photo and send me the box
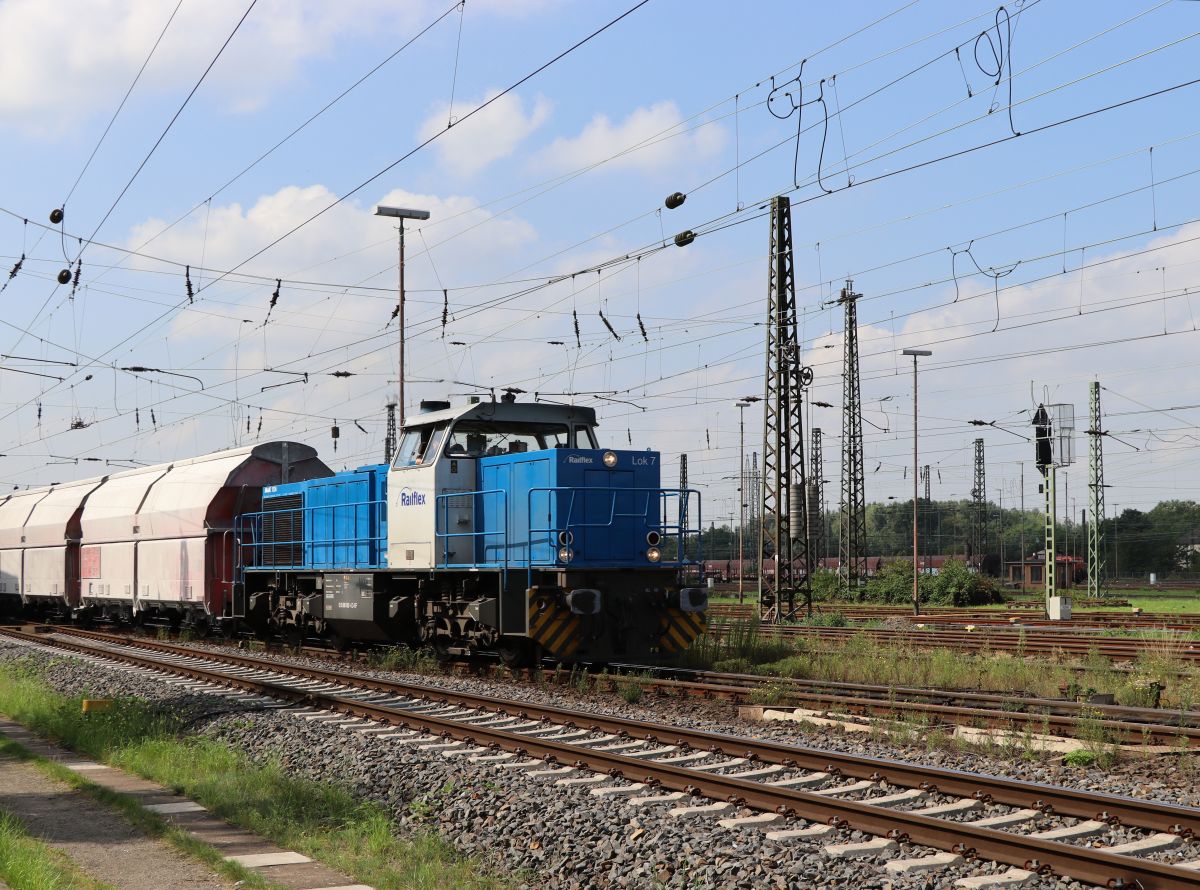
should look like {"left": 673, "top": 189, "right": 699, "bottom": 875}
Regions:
{"left": 528, "top": 594, "right": 583, "bottom": 659}
{"left": 658, "top": 607, "right": 707, "bottom": 655}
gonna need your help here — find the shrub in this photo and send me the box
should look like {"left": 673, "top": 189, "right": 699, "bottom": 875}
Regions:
{"left": 1063, "top": 749, "right": 1097, "bottom": 768}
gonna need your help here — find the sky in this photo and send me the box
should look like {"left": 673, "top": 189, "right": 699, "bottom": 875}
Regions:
{"left": 1, "top": 0, "right": 1199, "bottom": 533}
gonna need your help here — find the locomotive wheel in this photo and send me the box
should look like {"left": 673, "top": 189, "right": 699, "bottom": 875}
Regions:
{"left": 498, "top": 639, "right": 533, "bottom": 668}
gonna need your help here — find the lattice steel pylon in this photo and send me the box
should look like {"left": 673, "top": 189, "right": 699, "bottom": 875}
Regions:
{"left": 758, "top": 196, "right": 813, "bottom": 621}
{"left": 1087, "top": 381, "right": 1106, "bottom": 599}
{"left": 808, "top": 428, "right": 824, "bottom": 568}
{"left": 749, "top": 451, "right": 760, "bottom": 579}
{"left": 921, "top": 464, "right": 931, "bottom": 575}
{"left": 971, "top": 438, "right": 987, "bottom": 567}
{"left": 837, "top": 281, "right": 867, "bottom": 591}
{"left": 679, "top": 453, "right": 689, "bottom": 558}
{"left": 384, "top": 401, "right": 398, "bottom": 464}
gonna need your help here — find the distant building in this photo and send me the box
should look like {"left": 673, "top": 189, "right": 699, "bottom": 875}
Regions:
{"left": 1003, "top": 553, "right": 1084, "bottom": 589}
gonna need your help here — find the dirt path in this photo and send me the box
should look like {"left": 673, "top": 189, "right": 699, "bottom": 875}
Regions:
{"left": 0, "top": 754, "right": 231, "bottom": 890}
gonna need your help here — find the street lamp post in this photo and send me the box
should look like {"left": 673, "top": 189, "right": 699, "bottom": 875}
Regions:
{"left": 735, "top": 397, "right": 760, "bottom": 604}
{"left": 375, "top": 205, "right": 431, "bottom": 428}
{"left": 902, "top": 348, "right": 932, "bottom": 615}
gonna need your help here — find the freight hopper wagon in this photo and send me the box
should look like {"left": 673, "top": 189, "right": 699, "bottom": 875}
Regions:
{"left": 236, "top": 399, "right": 707, "bottom": 663}
{"left": 0, "top": 443, "right": 330, "bottom": 627}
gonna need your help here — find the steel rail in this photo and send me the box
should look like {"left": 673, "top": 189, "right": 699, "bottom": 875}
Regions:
{"left": 608, "top": 675, "right": 1200, "bottom": 747}
{"left": 7, "top": 626, "right": 1200, "bottom": 889}
{"left": 709, "top": 623, "right": 1200, "bottom": 661}
{"left": 689, "top": 671, "right": 1200, "bottom": 727}
{"left": 26, "top": 627, "right": 1200, "bottom": 835}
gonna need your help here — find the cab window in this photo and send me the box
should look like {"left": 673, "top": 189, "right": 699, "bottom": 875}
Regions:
{"left": 445, "top": 421, "right": 572, "bottom": 457}
{"left": 393, "top": 423, "right": 448, "bottom": 468}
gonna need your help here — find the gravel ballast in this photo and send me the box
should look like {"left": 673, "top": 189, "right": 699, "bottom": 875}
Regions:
{"left": 5, "top": 637, "right": 1194, "bottom": 889}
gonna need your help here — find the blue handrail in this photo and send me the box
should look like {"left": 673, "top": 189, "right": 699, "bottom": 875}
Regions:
{"left": 435, "top": 488, "right": 508, "bottom": 582}
{"left": 236, "top": 497, "right": 387, "bottom": 571}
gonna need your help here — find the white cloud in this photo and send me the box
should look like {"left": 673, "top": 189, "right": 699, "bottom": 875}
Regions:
{"left": 536, "top": 100, "right": 725, "bottom": 174}
{"left": 0, "top": 1, "right": 441, "bottom": 136}
{"left": 418, "top": 91, "right": 552, "bottom": 178}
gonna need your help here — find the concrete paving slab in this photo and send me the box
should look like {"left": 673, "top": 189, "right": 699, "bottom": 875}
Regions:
{"left": 225, "top": 851, "right": 311, "bottom": 867}
{"left": 145, "top": 801, "right": 206, "bottom": 814}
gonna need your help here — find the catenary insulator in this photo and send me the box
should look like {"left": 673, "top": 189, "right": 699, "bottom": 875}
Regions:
{"left": 664, "top": 191, "right": 686, "bottom": 210}
{"left": 49, "top": 208, "right": 64, "bottom": 224}
{"left": 673, "top": 230, "right": 696, "bottom": 247}
{"left": 57, "top": 268, "right": 72, "bottom": 285}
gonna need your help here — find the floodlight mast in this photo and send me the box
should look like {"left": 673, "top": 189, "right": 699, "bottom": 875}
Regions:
{"left": 376, "top": 205, "right": 432, "bottom": 429}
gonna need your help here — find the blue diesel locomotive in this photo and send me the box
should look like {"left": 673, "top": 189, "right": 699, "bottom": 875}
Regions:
{"left": 235, "top": 397, "right": 707, "bottom": 663}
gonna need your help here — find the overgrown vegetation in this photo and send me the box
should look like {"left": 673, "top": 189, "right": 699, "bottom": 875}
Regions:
{"left": 0, "top": 811, "right": 114, "bottom": 890}
{"left": 367, "top": 646, "right": 440, "bottom": 675}
{"left": 0, "top": 658, "right": 505, "bottom": 890}
{"left": 847, "top": 559, "right": 1004, "bottom": 607}
{"left": 683, "top": 623, "right": 1200, "bottom": 711}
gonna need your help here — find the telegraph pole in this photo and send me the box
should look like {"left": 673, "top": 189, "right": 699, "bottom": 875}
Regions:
{"left": 758, "top": 196, "right": 813, "bottom": 621}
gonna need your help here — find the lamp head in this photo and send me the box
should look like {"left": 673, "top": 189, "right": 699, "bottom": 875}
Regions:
{"left": 375, "top": 206, "right": 431, "bottom": 220}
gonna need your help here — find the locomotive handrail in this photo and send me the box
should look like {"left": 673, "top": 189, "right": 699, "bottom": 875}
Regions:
{"left": 527, "top": 486, "right": 702, "bottom": 577}
{"left": 434, "top": 488, "right": 508, "bottom": 582}
{"left": 235, "top": 497, "right": 388, "bottom": 571}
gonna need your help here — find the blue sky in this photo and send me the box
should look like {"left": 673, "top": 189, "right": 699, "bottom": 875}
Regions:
{"left": 1, "top": 0, "right": 1199, "bottom": 530}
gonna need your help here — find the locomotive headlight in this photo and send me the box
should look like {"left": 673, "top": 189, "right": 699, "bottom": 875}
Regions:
{"left": 646, "top": 547, "right": 662, "bottom": 563}
{"left": 558, "top": 547, "right": 574, "bottom": 563}
{"left": 645, "top": 530, "right": 661, "bottom": 547}
{"left": 557, "top": 530, "right": 574, "bottom": 546}
{"left": 602, "top": 450, "right": 618, "bottom": 468}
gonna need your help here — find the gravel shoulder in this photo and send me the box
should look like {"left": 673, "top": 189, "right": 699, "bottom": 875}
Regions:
{"left": 8, "top": 637, "right": 1197, "bottom": 890}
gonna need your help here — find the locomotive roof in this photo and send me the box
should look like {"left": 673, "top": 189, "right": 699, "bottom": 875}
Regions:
{"left": 404, "top": 400, "right": 598, "bottom": 429}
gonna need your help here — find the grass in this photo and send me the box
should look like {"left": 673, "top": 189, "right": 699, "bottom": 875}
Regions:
{"left": 683, "top": 624, "right": 1200, "bottom": 711}
{"left": 0, "top": 657, "right": 506, "bottom": 890}
{"left": 0, "top": 810, "right": 115, "bottom": 890}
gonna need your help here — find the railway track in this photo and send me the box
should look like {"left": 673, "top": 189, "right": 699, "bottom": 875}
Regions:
{"left": 709, "top": 602, "right": 1200, "bottom": 628}
{"left": 27, "top": 623, "right": 1200, "bottom": 746}
{"left": 5, "top": 625, "right": 1200, "bottom": 888}
{"left": 598, "top": 669, "right": 1200, "bottom": 747}
{"left": 706, "top": 619, "right": 1200, "bottom": 662}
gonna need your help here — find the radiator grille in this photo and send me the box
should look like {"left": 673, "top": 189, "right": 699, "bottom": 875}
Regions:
{"left": 260, "top": 493, "right": 303, "bottom": 566}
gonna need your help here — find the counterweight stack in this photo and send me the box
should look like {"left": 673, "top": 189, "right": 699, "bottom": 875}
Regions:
{"left": 758, "top": 196, "right": 813, "bottom": 621}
